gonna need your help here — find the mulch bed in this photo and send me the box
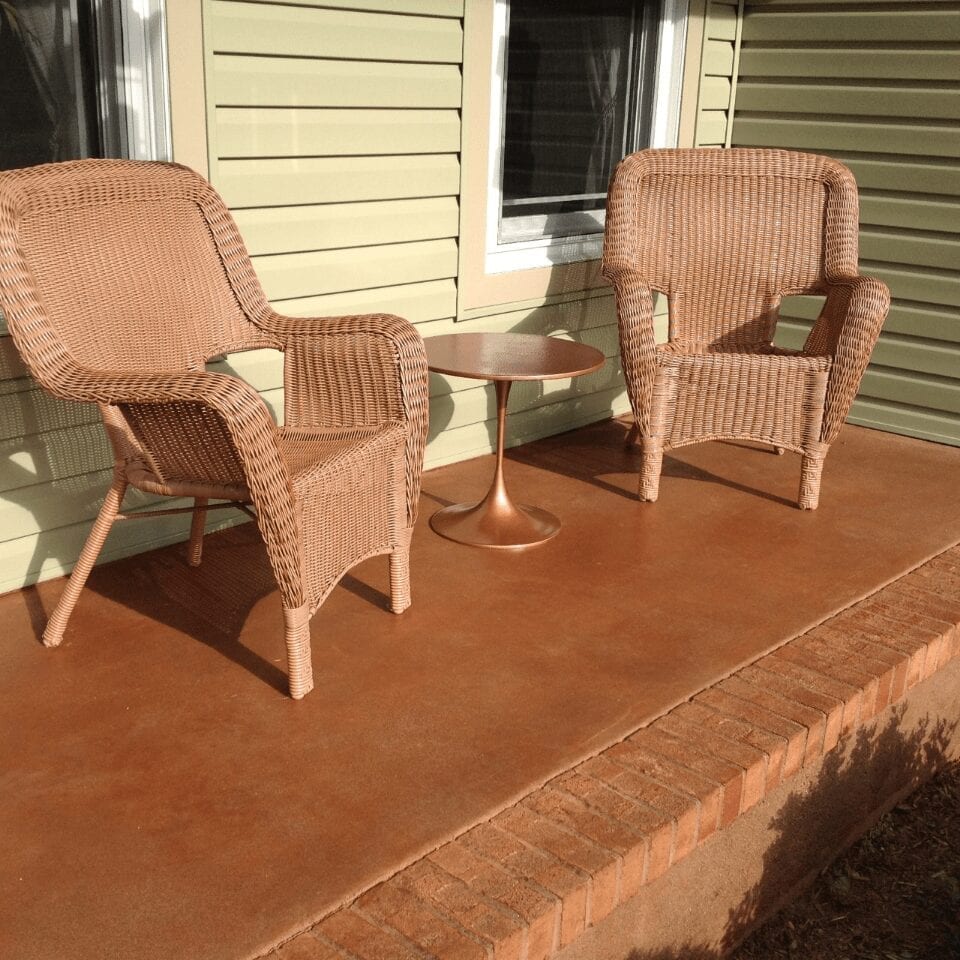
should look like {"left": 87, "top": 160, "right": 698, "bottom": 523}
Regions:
{"left": 732, "top": 761, "right": 960, "bottom": 960}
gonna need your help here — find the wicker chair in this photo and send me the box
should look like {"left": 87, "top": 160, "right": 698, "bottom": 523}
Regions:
{"left": 602, "top": 148, "right": 889, "bottom": 509}
{"left": 0, "top": 159, "right": 428, "bottom": 699}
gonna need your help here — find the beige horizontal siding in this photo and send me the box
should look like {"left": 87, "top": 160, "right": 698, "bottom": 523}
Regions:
{"left": 206, "top": 0, "right": 470, "bottom": 474}
{"left": 250, "top": 0, "right": 463, "bottom": 15}
{"left": 216, "top": 108, "right": 461, "bottom": 158}
{"left": 733, "top": 0, "right": 960, "bottom": 445}
{"left": 251, "top": 239, "right": 459, "bottom": 301}
{"left": 233, "top": 199, "right": 460, "bottom": 256}
{"left": 275, "top": 279, "right": 458, "bottom": 325}
{"left": 208, "top": 1, "right": 462, "bottom": 62}
{"left": 739, "top": 47, "right": 959, "bottom": 82}
{"left": 695, "top": 1, "right": 742, "bottom": 147}
{"left": 216, "top": 156, "right": 461, "bottom": 208}
{"left": 214, "top": 58, "right": 462, "bottom": 109}
{"left": 741, "top": 8, "right": 960, "bottom": 43}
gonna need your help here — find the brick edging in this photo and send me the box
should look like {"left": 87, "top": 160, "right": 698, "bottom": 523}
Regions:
{"left": 271, "top": 545, "right": 960, "bottom": 960}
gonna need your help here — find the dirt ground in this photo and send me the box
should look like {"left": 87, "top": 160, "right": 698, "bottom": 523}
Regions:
{"left": 731, "top": 761, "right": 960, "bottom": 960}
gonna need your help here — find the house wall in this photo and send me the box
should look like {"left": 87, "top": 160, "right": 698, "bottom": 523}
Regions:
{"left": 730, "top": 0, "right": 960, "bottom": 446}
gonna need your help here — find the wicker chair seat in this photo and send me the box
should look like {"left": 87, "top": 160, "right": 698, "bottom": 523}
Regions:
{"left": 655, "top": 348, "right": 830, "bottom": 452}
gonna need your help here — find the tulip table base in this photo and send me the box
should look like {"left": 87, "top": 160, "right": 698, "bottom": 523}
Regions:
{"left": 425, "top": 333, "right": 605, "bottom": 549}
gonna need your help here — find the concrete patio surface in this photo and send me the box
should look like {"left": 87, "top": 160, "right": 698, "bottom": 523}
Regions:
{"left": 1, "top": 419, "right": 958, "bottom": 960}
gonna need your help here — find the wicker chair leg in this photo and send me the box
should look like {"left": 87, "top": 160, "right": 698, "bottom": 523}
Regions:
{"left": 186, "top": 497, "right": 208, "bottom": 567}
{"left": 625, "top": 422, "right": 640, "bottom": 449}
{"left": 798, "top": 444, "right": 828, "bottom": 510}
{"left": 638, "top": 437, "right": 663, "bottom": 502}
{"left": 389, "top": 527, "right": 413, "bottom": 614}
{"left": 283, "top": 603, "right": 314, "bottom": 700}
{"left": 44, "top": 472, "right": 128, "bottom": 647}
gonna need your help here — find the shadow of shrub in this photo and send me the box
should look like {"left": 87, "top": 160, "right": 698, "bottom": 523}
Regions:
{"left": 623, "top": 706, "right": 957, "bottom": 959}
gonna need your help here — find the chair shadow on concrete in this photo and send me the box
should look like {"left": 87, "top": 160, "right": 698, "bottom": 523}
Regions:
{"left": 506, "top": 417, "right": 799, "bottom": 508}
{"left": 83, "top": 523, "right": 291, "bottom": 692}
{"left": 623, "top": 706, "right": 958, "bottom": 959}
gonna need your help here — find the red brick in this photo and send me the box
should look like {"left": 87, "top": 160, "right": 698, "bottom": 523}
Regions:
{"left": 629, "top": 726, "right": 744, "bottom": 828}
{"left": 885, "top": 580, "right": 960, "bottom": 628}
{"left": 275, "top": 932, "right": 345, "bottom": 960}
{"left": 318, "top": 909, "right": 424, "bottom": 960}
{"left": 860, "top": 594, "right": 953, "bottom": 644}
{"left": 460, "top": 823, "right": 586, "bottom": 949}
{"left": 796, "top": 631, "right": 892, "bottom": 716}
{"left": 842, "top": 608, "right": 931, "bottom": 689}
{"left": 429, "top": 842, "right": 557, "bottom": 960}
{"left": 358, "top": 879, "right": 489, "bottom": 960}
{"left": 947, "top": 625, "right": 960, "bottom": 664}
{"left": 607, "top": 738, "right": 723, "bottom": 843}
{"left": 934, "top": 627, "right": 960, "bottom": 671}
{"left": 908, "top": 557, "right": 960, "bottom": 597}
{"left": 521, "top": 785, "right": 646, "bottom": 909}
{"left": 842, "top": 600, "right": 932, "bottom": 653}
{"left": 815, "top": 623, "right": 909, "bottom": 704}
{"left": 587, "top": 753, "right": 699, "bottom": 862}
{"left": 757, "top": 653, "right": 862, "bottom": 735}
{"left": 693, "top": 688, "right": 807, "bottom": 781}
{"left": 718, "top": 675, "right": 827, "bottom": 767}
{"left": 495, "top": 802, "right": 619, "bottom": 927}
{"left": 572, "top": 756, "right": 689, "bottom": 871}
{"left": 394, "top": 859, "right": 525, "bottom": 960}
{"left": 550, "top": 772, "right": 650, "bottom": 897}
{"left": 772, "top": 640, "right": 879, "bottom": 721}
{"left": 652, "top": 712, "right": 767, "bottom": 812}
{"left": 674, "top": 699, "right": 789, "bottom": 790}
{"left": 739, "top": 663, "right": 844, "bottom": 754}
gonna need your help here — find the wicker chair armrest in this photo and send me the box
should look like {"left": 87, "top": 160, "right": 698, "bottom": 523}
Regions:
{"left": 804, "top": 276, "right": 890, "bottom": 443}
{"left": 261, "top": 312, "right": 426, "bottom": 425}
{"left": 264, "top": 312, "right": 428, "bottom": 525}
{"left": 606, "top": 279, "right": 659, "bottom": 434}
{"left": 67, "top": 366, "right": 306, "bottom": 604}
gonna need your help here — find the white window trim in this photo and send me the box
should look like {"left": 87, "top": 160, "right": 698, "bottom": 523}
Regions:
{"left": 96, "top": 0, "right": 172, "bottom": 161}
{"left": 484, "top": 0, "right": 689, "bottom": 275}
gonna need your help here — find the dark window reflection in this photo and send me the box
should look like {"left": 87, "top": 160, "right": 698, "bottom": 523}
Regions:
{"left": 0, "top": 1, "right": 101, "bottom": 170}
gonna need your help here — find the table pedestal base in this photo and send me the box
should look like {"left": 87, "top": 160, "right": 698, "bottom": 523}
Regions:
{"left": 429, "top": 379, "right": 562, "bottom": 548}
{"left": 430, "top": 496, "right": 560, "bottom": 548}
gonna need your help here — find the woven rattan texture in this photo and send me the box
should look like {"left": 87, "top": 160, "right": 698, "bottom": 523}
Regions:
{"left": 602, "top": 148, "right": 889, "bottom": 509}
{"left": 0, "top": 159, "right": 429, "bottom": 698}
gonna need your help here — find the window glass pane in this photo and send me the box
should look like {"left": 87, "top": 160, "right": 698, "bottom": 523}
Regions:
{"left": 0, "top": 1, "right": 170, "bottom": 170}
{"left": 0, "top": 1, "right": 100, "bottom": 169}
{"left": 500, "top": 0, "right": 655, "bottom": 239}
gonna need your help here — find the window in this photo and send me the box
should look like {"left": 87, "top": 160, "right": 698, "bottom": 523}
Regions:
{"left": 485, "top": 0, "right": 687, "bottom": 273}
{"left": 0, "top": 0, "right": 170, "bottom": 171}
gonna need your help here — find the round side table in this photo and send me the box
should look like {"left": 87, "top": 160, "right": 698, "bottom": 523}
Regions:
{"left": 425, "top": 332, "right": 605, "bottom": 548}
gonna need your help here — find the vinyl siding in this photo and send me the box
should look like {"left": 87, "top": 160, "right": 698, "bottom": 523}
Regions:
{"left": 694, "top": 1, "right": 742, "bottom": 146}
{"left": 732, "top": 0, "right": 960, "bottom": 446}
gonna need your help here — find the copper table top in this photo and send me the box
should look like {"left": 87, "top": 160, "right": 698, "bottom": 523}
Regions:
{"left": 424, "top": 331, "right": 605, "bottom": 383}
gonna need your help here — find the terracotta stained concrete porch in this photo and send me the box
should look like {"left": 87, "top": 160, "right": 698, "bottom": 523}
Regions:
{"left": 1, "top": 418, "right": 960, "bottom": 960}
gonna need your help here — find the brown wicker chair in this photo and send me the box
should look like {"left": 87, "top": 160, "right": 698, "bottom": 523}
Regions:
{"left": 602, "top": 148, "right": 889, "bottom": 509}
{"left": 0, "top": 159, "right": 428, "bottom": 699}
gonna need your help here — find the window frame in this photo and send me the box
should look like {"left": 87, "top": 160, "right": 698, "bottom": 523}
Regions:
{"left": 97, "top": 0, "right": 173, "bottom": 161}
{"left": 483, "top": 0, "right": 690, "bottom": 276}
